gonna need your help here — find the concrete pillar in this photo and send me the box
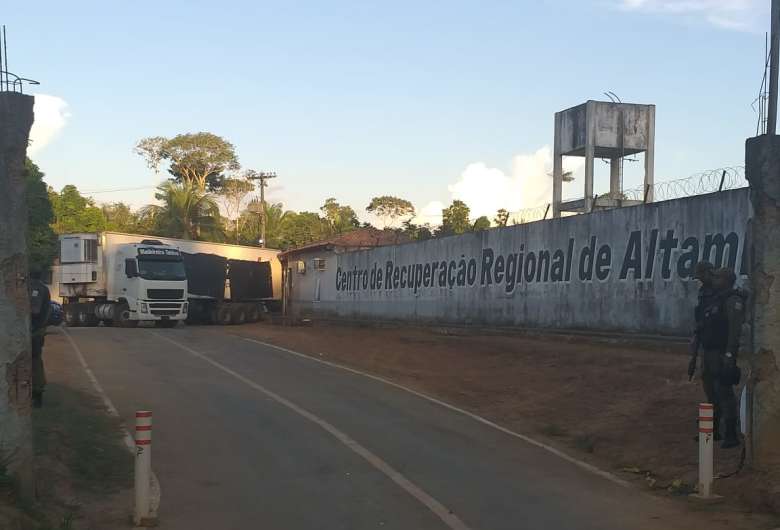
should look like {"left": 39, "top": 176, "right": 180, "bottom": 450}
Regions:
{"left": 609, "top": 158, "right": 621, "bottom": 198}
{"left": 552, "top": 112, "right": 563, "bottom": 218}
{"left": 745, "top": 134, "right": 780, "bottom": 469}
{"left": 584, "top": 107, "right": 595, "bottom": 213}
{"left": 644, "top": 105, "right": 655, "bottom": 203}
{"left": 0, "top": 92, "right": 35, "bottom": 499}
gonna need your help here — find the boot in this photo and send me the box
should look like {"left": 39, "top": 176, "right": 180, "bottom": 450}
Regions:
{"left": 721, "top": 419, "right": 740, "bottom": 449}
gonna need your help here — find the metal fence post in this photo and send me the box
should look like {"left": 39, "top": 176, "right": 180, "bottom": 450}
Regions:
{"left": 134, "top": 411, "right": 155, "bottom": 526}
{"left": 691, "top": 403, "right": 722, "bottom": 502}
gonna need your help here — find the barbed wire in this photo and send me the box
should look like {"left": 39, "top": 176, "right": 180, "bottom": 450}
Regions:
{"left": 623, "top": 166, "right": 746, "bottom": 201}
{"left": 505, "top": 166, "right": 747, "bottom": 226}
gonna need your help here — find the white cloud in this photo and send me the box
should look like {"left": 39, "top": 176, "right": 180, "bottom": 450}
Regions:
{"left": 413, "top": 146, "right": 582, "bottom": 227}
{"left": 412, "top": 200, "right": 446, "bottom": 227}
{"left": 28, "top": 94, "right": 70, "bottom": 155}
{"left": 617, "top": 0, "right": 764, "bottom": 30}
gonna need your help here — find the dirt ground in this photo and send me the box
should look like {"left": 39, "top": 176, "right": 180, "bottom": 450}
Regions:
{"left": 232, "top": 319, "right": 779, "bottom": 522}
{"left": 0, "top": 329, "right": 133, "bottom": 530}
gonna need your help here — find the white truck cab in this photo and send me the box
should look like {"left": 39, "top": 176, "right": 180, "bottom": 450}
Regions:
{"left": 59, "top": 233, "right": 188, "bottom": 327}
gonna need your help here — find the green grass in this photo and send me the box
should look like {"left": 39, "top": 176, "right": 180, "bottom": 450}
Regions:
{"left": 573, "top": 434, "right": 597, "bottom": 454}
{"left": 33, "top": 383, "right": 133, "bottom": 494}
{"left": 540, "top": 423, "right": 568, "bottom": 437}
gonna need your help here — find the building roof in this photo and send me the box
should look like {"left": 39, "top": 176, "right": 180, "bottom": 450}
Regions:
{"left": 279, "top": 228, "right": 408, "bottom": 260}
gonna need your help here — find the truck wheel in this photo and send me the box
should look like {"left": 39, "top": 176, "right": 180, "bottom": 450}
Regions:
{"left": 247, "top": 304, "right": 261, "bottom": 323}
{"left": 64, "top": 304, "right": 80, "bottom": 327}
{"left": 116, "top": 303, "right": 138, "bottom": 328}
{"left": 154, "top": 320, "right": 178, "bottom": 329}
{"left": 77, "top": 305, "right": 98, "bottom": 327}
{"left": 216, "top": 305, "right": 232, "bottom": 326}
{"left": 231, "top": 305, "right": 247, "bottom": 325}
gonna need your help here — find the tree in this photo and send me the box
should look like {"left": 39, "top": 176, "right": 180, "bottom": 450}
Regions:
{"left": 437, "top": 200, "right": 471, "bottom": 236}
{"left": 219, "top": 177, "right": 255, "bottom": 242}
{"left": 50, "top": 185, "right": 107, "bottom": 234}
{"left": 102, "top": 202, "right": 138, "bottom": 233}
{"left": 401, "top": 219, "right": 433, "bottom": 241}
{"left": 135, "top": 132, "right": 240, "bottom": 192}
{"left": 320, "top": 198, "right": 359, "bottom": 235}
{"left": 139, "top": 181, "right": 223, "bottom": 240}
{"left": 366, "top": 196, "right": 415, "bottom": 228}
{"left": 24, "top": 159, "right": 56, "bottom": 273}
{"left": 238, "top": 201, "right": 290, "bottom": 248}
{"left": 473, "top": 216, "right": 491, "bottom": 231}
{"left": 548, "top": 170, "right": 575, "bottom": 183}
{"left": 277, "top": 211, "right": 330, "bottom": 249}
{"left": 494, "top": 208, "right": 509, "bottom": 227}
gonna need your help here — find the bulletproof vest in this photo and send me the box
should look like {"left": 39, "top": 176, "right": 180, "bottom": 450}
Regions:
{"left": 694, "top": 286, "right": 716, "bottom": 330}
{"left": 29, "top": 279, "right": 50, "bottom": 330}
{"left": 29, "top": 279, "right": 47, "bottom": 316}
{"left": 700, "top": 289, "right": 743, "bottom": 350}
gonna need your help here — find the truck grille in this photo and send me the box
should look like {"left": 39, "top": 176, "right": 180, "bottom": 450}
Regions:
{"left": 147, "top": 289, "right": 184, "bottom": 300}
{"left": 151, "top": 309, "right": 179, "bottom": 316}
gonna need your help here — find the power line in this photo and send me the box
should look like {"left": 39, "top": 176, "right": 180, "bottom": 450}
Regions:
{"left": 80, "top": 185, "right": 158, "bottom": 194}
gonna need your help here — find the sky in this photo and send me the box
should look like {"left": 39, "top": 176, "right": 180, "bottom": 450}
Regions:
{"left": 6, "top": 0, "right": 770, "bottom": 226}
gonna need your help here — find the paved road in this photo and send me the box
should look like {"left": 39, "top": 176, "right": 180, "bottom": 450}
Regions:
{"left": 60, "top": 326, "right": 705, "bottom": 530}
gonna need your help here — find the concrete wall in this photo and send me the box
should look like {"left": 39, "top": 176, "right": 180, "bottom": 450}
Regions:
{"left": 0, "top": 92, "right": 35, "bottom": 493}
{"left": 288, "top": 189, "right": 749, "bottom": 336}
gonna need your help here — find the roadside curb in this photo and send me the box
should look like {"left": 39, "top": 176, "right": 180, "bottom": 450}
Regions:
{"left": 58, "top": 328, "right": 162, "bottom": 523}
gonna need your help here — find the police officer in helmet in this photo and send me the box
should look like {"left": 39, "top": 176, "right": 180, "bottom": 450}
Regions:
{"left": 696, "top": 266, "right": 745, "bottom": 449}
{"left": 29, "top": 269, "right": 51, "bottom": 408}
{"left": 689, "top": 262, "right": 716, "bottom": 382}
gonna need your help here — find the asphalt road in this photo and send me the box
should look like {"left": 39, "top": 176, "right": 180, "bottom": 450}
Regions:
{"left": 60, "top": 325, "right": 707, "bottom": 530}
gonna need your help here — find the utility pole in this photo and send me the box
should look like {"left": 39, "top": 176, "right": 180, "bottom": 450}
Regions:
{"left": 246, "top": 171, "right": 277, "bottom": 248}
{"left": 769, "top": 0, "right": 780, "bottom": 134}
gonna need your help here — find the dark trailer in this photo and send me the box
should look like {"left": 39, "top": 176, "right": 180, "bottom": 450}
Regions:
{"left": 183, "top": 252, "right": 273, "bottom": 325}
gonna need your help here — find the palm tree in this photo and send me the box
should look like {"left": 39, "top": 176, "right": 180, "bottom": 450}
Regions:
{"left": 243, "top": 200, "right": 291, "bottom": 248}
{"left": 140, "top": 181, "right": 223, "bottom": 240}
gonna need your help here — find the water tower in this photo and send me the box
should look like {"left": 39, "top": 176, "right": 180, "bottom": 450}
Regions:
{"left": 552, "top": 100, "right": 655, "bottom": 218}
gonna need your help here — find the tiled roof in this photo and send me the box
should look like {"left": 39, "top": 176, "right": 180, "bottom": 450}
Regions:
{"left": 279, "top": 228, "right": 407, "bottom": 259}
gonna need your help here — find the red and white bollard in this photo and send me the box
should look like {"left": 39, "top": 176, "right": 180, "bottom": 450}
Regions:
{"left": 692, "top": 402, "right": 720, "bottom": 500}
{"left": 134, "top": 411, "right": 155, "bottom": 526}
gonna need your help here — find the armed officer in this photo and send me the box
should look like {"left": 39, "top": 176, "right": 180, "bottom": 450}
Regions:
{"left": 696, "top": 267, "right": 745, "bottom": 449}
{"left": 689, "top": 262, "right": 716, "bottom": 383}
{"left": 29, "top": 270, "right": 51, "bottom": 408}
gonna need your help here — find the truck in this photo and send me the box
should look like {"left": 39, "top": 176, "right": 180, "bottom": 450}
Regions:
{"left": 55, "top": 232, "right": 282, "bottom": 327}
{"left": 58, "top": 233, "right": 188, "bottom": 327}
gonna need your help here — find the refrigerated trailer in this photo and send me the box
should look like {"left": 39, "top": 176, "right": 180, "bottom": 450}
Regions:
{"left": 58, "top": 233, "right": 188, "bottom": 327}
{"left": 56, "top": 232, "right": 282, "bottom": 327}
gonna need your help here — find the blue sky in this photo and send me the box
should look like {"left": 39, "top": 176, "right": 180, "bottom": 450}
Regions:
{"left": 6, "top": 0, "right": 769, "bottom": 224}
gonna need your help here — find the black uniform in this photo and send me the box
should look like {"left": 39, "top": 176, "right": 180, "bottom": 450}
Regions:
{"left": 29, "top": 278, "right": 51, "bottom": 405}
{"left": 699, "top": 287, "right": 745, "bottom": 444}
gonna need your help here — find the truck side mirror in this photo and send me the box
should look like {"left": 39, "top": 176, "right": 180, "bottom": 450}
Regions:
{"left": 125, "top": 259, "right": 138, "bottom": 278}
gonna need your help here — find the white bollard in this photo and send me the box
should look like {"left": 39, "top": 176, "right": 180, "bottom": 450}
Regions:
{"left": 134, "top": 411, "right": 155, "bottom": 526}
{"left": 691, "top": 402, "right": 721, "bottom": 501}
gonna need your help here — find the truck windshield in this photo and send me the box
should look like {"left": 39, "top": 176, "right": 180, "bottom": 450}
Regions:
{"left": 137, "top": 259, "right": 186, "bottom": 281}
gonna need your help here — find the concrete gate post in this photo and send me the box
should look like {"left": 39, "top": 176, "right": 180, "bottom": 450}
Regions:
{"left": 746, "top": 134, "right": 780, "bottom": 469}
{"left": 0, "top": 92, "right": 35, "bottom": 499}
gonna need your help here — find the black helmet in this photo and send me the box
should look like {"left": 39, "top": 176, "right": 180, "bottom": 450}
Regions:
{"left": 693, "top": 261, "right": 714, "bottom": 280}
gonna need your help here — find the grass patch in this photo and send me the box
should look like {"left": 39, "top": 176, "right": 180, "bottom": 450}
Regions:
{"left": 33, "top": 383, "right": 132, "bottom": 495}
{"left": 540, "top": 423, "right": 568, "bottom": 437}
{"left": 573, "top": 434, "right": 597, "bottom": 454}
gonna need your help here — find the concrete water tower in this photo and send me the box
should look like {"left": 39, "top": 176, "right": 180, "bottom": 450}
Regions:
{"left": 552, "top": 100, "right": 655, "bottom": 218}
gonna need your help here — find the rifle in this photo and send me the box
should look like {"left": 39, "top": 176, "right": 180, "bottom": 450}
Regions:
{"left": 688, "top": 333, "right": 700, "bottom": 381}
